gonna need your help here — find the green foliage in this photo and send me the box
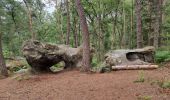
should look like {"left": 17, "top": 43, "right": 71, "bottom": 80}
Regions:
{"left": 155, "top": 51, "right": 170, "bottom": 63}
{"left": 91, "top": 57, "right": 98, "bottom": 67}
{"left": 150, "top": 79, "right": 170, "bottom": 89}
{"left": 0, "top": 0, "right": 170, "bottom": 63}
{"left": 50, "top": 61, "right": 65, "bottom": 72}
{"left": 53, "top": 61, "right": 65, "bottom": 68}
{"left": 134, "top": 71, "right": 145, "bottom": 83}
{"left": 3, "top": 48, "right": 12, "bottom": 58}
{"left": 12, "top": 67, "right": 22, "bottom": 72}
{"left": 137, "top": 95, "right": 152, "bottom": 100}
{"left": 158, "top": 80, "right": 170, "bottom": 89}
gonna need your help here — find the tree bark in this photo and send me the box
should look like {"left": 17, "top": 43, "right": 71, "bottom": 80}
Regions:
{"left": 121, "top": 0, "right": 126, "bottom": 49}
{"left": 65, "top": 0, "right": 71, "bottom": 45}
{"left": 130, "top": 0, "right": 134, "bottom": 48}
{"left": 159, "top": 0, "right": 163, "bottom": 47}
{"left": 75, "top": 0, "right": 91, "bottom": 72}
{"left": 60, "top": 1, "right": 65, "bottom": 44}
{"left": 112, "top": 0, "right": 120, "bottom": 49}
{"left": 73, "top": 17, "right": 78, "bottom": 48}
{"left": 135, "top": 0, "right": 143, "bottom": 48}
{"left": 148, "top": 0, "right": 153, "bottom": 46}
{"left": 153, "top": 0, "right": 161, "bottom": 48}
{"left": 0, "top": 34, "right": 8, "bottom": 77}
{"left": 23, "top": 0, "right": 35, "bottom": 40}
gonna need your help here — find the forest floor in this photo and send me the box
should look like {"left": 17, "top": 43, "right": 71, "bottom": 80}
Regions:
{"left": 0, "top": 62, "right": 170, "bottom": 100}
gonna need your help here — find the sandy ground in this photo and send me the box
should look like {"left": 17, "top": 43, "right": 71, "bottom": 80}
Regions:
{"left": 0, "top": 62, "right": 170, "bottom": 100}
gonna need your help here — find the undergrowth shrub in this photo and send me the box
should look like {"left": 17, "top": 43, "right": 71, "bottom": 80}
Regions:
{"left": 155, "top": 51, "right": 170, "bottom": 63}
{"left": 158, "top": 80, "right": 170, "bottom": 89}
{"left": 150, "top": 79, "right": 170, "bottom": 89}
{"left": 137, "top": 95, "right": 152, "bottom": 100}
{"left": 92, "top": 57, "right": 98, "bottom": 67}
{"left": 134, "top": 71, "right": 145, "bottom": 83}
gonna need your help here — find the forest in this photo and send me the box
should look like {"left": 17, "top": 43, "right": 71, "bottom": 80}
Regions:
{"left": 0, "top": 0, "right": 170, "bottom": 100}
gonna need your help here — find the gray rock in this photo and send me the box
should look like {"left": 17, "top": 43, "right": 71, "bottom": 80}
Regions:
{"left": 22, "top": 40, "right": 94, "bottom": 73}
{"left": 100, "top": 46, "right": 155, "bottom": 72}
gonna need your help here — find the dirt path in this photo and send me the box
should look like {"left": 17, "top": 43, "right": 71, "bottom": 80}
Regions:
{"left": 1, "top": 65, "right": 170, "bottom": 100}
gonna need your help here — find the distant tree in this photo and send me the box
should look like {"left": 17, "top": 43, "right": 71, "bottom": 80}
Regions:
{"left": 73, "top": 16, "right": 79, "bottom": 48}
{"left": 135, "top": 0, "right": 143, "bottom": 48}
{"left": 65, "top": 0, "right": 71, "bottom": 45}
{"left": 0, "top": 8, "right": 8, "bottom": 77}
{"left": 153, "top": 0, "right": 162, "bottom": 48}
{"left": 75, "top": 0, "right": 91, "bottom": 71}
{"left": 0, "top": 33, "right": 8, "bottom": 77}
{"left": 23, "top": 0, "right": 35, "bottom": 40}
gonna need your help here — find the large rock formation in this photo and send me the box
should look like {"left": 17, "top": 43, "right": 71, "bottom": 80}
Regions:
{"left": 100, "top": 46, "right": 156, "bottom": 72}
{"left": 22, "top": 40, "right": 94, "bottom": 73}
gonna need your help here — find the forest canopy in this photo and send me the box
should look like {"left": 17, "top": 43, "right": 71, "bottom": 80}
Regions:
{"left": 0, "top": 0, "right": 170, "bottom": 65}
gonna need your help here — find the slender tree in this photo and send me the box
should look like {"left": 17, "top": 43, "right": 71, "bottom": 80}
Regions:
{"left": 0, "top": 15, "right": 8, "bottom": 77}
{"left": 153, "top": 0, "right": 160, "bottom": 48}
{"left": 75, "top": 0, "right": 91, "bottom": 71}
{"left": 0, "top": 33, "right": 8, "bottom": 77}
{"left": 65, "top": 0, "right": 71, "bottom": 45}
{"left": 148, "top": 0, "right": 153, "bottom": 46}
{"left": 135, "top": 0, "right": 143, "bottom": 48}
{"left": 111, "top": 0, "right": 120, "bottom": 49}
{"left": 23, "top": 0, "right": 35, "bottom": 40}
{"left": 130, "top": 0, "right": 134, "bottom": 48}
{"left": 121, "top": 0, "right": 126, "bottom": 48}
{"left": 73, "top": 17, "right": 78, "bottom": 47}
{"left": 159, "top": 0, "right": 163, "bottom": 47}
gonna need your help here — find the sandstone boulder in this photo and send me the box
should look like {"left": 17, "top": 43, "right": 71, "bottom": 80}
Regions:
{"left": 100, "top": 46, "right": 156, "bottom": 72}
{"left": 22, "top": 40, "right": 94, "bottom": 73}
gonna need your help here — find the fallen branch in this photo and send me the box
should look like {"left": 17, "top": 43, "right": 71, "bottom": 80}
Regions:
{"left": 112, "top": 65, "right": 159, "bottom": 70}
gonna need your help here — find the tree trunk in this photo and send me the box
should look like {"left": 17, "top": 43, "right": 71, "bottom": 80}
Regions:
{"left": 73, "top": 17, "right": 78, "bottom": 48}
{"left": 121, "top": 0, "right": 126, "bottom": 49}
{"left": 159, "top": 0, "right": 163, "bottom": 47}
{"left": 135, "top": 0, "right": 143, "bottom": 48}
{"left": 60, "top": 1, "right": 65, "bottom": 44}
{"left": 23, "top": 0, "right": 35, "bottom": 40}
{"left": 97, "top": 15, "right": 102, "bottom": 62}
{"left": 0, "top": 34, "right": 8, "bottom": 77}
{"left": 148, "top": 0, "right": 153, "bottom": 46}
{"left": 130, "top": 0, "right": 134, "bottom": 48}
{"left": 75, "top": 0, "right": 91, "bottom": 72}
{"left": 65, "top": 0, "right": 71, "bottom": 45}
{"left": 153, "top": 0, "right": 162, "bottom": 49}
{"left": 112, "top": 0, "right": 120, "bottom": 49}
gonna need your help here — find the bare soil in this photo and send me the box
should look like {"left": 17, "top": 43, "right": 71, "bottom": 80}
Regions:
{"left": 1, "top": 63, "right": 170, "bottom": 100}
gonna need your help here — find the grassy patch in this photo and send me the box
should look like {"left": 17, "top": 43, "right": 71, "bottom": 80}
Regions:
{"left": 137, "top": 95, "right": 152, "bottom": 100}
{"left": 158, "top": 80, "right": 170, "bottom": 89}
{"left": 150, "top": 79, "right": 170, "bottom": 89}
{"left": 134, "top": 71, "right": 145, "bottom": 83}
